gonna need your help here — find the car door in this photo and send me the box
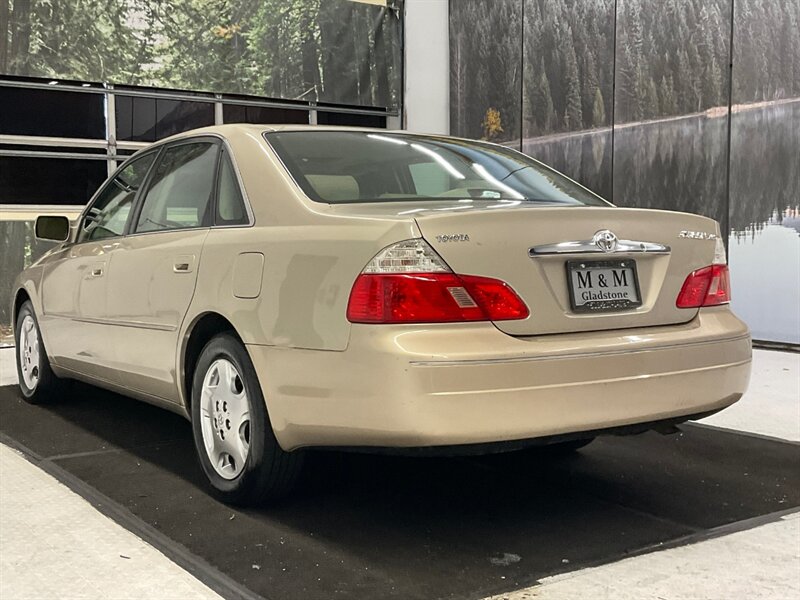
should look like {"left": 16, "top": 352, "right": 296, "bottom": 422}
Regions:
{"left": 40, "top": 151, "right": 158, "bottom": 382}
{"left": 105, "top": 139, "right": 220, "bottom": 402}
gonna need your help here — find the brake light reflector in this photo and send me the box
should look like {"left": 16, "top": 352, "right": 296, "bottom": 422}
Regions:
{"left": 459, "top": 275, "right": 530, "bottom": 321}
{"left": 676, "top": 264, "right": 731, "bottom": 308}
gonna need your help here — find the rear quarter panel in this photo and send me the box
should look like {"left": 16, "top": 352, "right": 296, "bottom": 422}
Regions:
{"left": 190, "top": 220, "right": 418, "bottom": 351}
{"left": 183, "top": 129, "right": 419, "bottom": 352}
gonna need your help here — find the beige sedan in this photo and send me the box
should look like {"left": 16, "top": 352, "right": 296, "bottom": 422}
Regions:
{"left": 12, "top": 125, "right": 751, "bottom": 504}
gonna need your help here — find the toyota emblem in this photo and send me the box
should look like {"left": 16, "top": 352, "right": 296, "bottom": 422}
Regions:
{"left": 593, "top": 229, "right": 618, "bottom": 252}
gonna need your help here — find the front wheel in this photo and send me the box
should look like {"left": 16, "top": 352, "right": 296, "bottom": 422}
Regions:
{"left": 15, "top": 301, "right": 59, "bottom": 404}
{"left": 190, "top": 333, "right": 303, "bottom": 505}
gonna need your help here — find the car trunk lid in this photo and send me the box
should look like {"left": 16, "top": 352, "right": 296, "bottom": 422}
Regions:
{"left": 411, "top": 205, "right": 721, "bottom": 336}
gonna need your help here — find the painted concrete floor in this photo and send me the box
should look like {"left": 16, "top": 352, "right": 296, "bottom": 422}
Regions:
{"left": 0, "top": 347, "right": 798, "bottom": 599}
{"left": 700, "top": 348, "right": 800, "bottom": 442}
{"left": 0, "top": 444, "right": 221, "bottom": 600}
{"left": 489, "top": 512, "right": 800, "bottom": 600}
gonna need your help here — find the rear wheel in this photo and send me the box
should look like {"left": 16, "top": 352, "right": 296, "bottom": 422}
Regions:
{"left": 191, "top": 333, "right": 303, "bottom": 505}
{"left": 14, "top": 301, "right": 59, "bottom": 404}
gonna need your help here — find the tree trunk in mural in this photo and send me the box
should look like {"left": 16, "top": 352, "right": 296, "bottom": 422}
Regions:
{"left": 0, "top": 0, "right": 9, "bottom": 72}
{"left": 300, "top": 11, "right": 322, "bottom": 101}
{"left": 8, "top": 0, "right": 31, "bottom": 74}
{"left": 373, "top": 11, "right": 391, "bottom": 109}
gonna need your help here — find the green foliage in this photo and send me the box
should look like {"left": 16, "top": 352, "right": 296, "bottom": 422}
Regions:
{"left": 734, "top": 0, "right": 800, "bottom": 102}
{"left": 0, "top": 0, "right": 401, "bottom": 108}
{"left": 562, "top": 35, "right": 583, "bottom": 129}
{"left": 1, "top": 0, "right": 152, "bottom": 83}
{"left": 528, "top": 57, "right": 554, "bottom": 135}
{"left": 581, "top": 52, "right": 600, "bottom": 127}
{"left": 521, "top": 0, "right": 615, "bottom": 136}
{"left": 449, "top": 0, "right": 522, "bottom": 142}
{"left": 658, "top": 75, "right": 678, "bottom": 116}
{"left": 451, "top": 0, "right": 800, "bottom": 137}
{"left": 0, "top": 220, "right": 53, "bottom": 326}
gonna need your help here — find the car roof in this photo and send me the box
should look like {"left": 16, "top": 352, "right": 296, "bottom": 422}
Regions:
{"left": 125, "top": 124, "right": 507, "bottom": 163}
{"left": 158, "top": 123, "right": 409, "bottom": 141}
{"left": 124, "top": 124, "right": 428, "bottom": 162}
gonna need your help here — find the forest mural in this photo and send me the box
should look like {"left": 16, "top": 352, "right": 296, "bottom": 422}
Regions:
{"left": 450, "top": 0, "right": 521, "bottom": 144}
{"left": 450, "top": 0, "right": 800, "bottom": 344}
{"left": 523, "top": 0, "right": 614, "bottom": 137}
{"left": 0, "top": 0, "right": 402, "bottom": 109}
{"left": 521, "top": 0, "right": 614, "bottom": 198}
{"left": 0, "top": 221, "right": 56, "bottom": 335}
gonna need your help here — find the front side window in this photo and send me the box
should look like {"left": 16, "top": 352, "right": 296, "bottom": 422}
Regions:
{"left": 266, "top": 131, "right": 609, "bottom": 207}
{"left": 135, "top": 142, "right": 218, "bottom": 233}
{"left": 78, "top": 151, "right": 156, "bottom": 242}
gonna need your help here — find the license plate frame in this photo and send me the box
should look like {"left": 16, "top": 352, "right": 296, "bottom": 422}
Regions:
{"left": 566, "top": 259, "right": 643, "bottom": 313}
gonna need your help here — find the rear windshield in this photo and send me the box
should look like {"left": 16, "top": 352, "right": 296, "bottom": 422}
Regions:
{"left": 265, "top": 131, "right": 608, "bottom": 206}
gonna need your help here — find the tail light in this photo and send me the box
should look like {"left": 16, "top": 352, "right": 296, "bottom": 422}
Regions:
{"left": 347, "top": 239, "right": 529, "bottom": 324}
{"left": 676, "top": 264, "right": 731, "bottom": 308}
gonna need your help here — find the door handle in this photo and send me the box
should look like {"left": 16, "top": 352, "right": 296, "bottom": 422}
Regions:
{"left": 173, "top": 254, "right": 196, "bottom": 274}
{"left": 91, "top": 266, "right": 104, "bottom": 277}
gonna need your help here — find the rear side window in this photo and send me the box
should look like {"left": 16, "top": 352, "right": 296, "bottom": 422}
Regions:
{"left": 215, "top": 149, "right": 249, "bottom": 226}
{"left": 135, "top": 142, "right": 218, "bottom": 233}
{"left": 79, "top": 151, "right": 156, "bottom": 242}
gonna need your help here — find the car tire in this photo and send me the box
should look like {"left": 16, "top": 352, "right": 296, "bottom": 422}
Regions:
{"left": 191, "top": 333, "right": 303, "bottom": 505}
{"left": 14, "top": 300, "right": 59, "bottom": 404}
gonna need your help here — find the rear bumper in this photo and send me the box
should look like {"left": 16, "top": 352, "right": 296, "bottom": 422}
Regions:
{"left": 249, "top": 307, "right": 751, "bottom": 451}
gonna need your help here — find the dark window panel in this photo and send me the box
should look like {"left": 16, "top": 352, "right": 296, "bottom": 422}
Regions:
{"left": 115, "top": 96, "right": 156, "bottom": 142}
{"left": 316, "top": 112, "right": 386, "bottom": 128}
{"left": 223, "top": 104, "right": 309, "bottom": 125}
{"left": 154, "top": 99, "right": 215, "bottom": 139}
{"left": 0, "top": 144, "right": 105, "bottom": 155}
{"left": 116, "top": 97, "right": 214, "bottom": 142}
{"left": 0, "top": 87, "right": 105, "bottom": 139}
{"left": 0, "top": 157, "right": 107, "bottom": 205}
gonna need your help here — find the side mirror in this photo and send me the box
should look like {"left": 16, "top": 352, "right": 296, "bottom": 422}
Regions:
{"left": 35, "top": 215, "right": 71, "bottom": 242}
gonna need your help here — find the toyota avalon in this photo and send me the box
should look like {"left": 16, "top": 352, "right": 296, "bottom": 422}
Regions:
{"left": 11, "top": 125, "right": 752, "bottom": 504}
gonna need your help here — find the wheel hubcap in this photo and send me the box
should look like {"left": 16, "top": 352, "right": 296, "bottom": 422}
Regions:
{"left": 18, "top": 315, "right": 40, "bottom": 391}
{"left": 200, "top": 359, "right": 250, "bottom": 479}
